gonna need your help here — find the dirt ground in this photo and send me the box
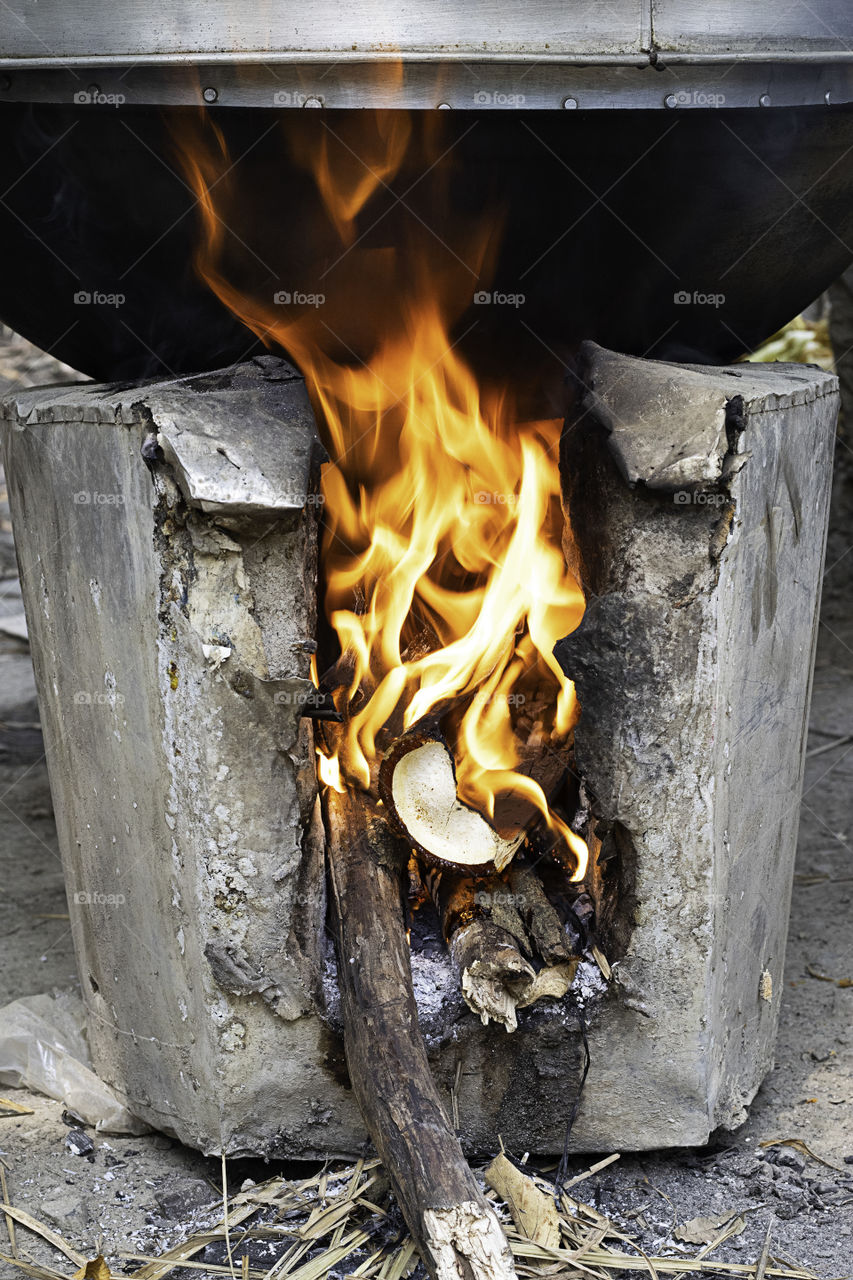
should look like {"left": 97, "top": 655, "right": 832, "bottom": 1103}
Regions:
{"left": 0, "top": 325, "right": 851, "bottom": 1277}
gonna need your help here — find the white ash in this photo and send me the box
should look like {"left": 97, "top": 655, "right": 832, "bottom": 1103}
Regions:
{"left": 321, "top": 938, "right": 465, "bottom": 1045}
{"left": 410, "top": 947, "right": 467, "bottom": 1043}
{"left": 320, "top": 953, "right": 343, "bottom": 1029}
{"left": 571, "top": 958, "right": 609, "bottom": 1009}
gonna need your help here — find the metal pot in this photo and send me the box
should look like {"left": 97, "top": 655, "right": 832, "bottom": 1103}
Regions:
{"left": 0, "top": 2, "right": 852, "bottom": 384}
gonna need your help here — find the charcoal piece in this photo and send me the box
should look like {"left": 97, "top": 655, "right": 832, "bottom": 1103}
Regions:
{"left": 64, "top": 1129, "right": 94, "bottom": 1157}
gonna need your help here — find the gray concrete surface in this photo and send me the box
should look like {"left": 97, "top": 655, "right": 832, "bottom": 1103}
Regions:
{"left": 559, "top": 350, "right": 839, "bottom": 1151}
{"left": 1, "top": 362, "right": 342, "bottom": 1159}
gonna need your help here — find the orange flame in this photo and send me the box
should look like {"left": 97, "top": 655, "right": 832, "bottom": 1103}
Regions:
{"left": 316, "top": 748, "right": 345, "bottom": 793}
{"left": 173, "top": 111, "right": 588, "bottom": 880}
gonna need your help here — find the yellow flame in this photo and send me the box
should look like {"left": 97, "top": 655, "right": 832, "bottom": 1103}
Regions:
{"left": 173, "top": 111, "right": 589, "bottom": 880}
{"left": 316, "top": 748, "right": 344, "bottom": 793}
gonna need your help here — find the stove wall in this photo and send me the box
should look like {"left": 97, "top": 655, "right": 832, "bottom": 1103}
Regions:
{"left": 556, "top": 348, "right": 837, "bottom": 1145}
{"left": 1, "top": 349, "right": 837, "bottom": 1155}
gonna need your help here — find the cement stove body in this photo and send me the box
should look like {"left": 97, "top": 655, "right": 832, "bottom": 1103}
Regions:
{"left": 1, "top": 347, "right": 836, "bottom": 1156}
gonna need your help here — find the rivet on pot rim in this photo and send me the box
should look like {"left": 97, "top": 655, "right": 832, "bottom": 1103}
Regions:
{"left": 825, "top": 90, "right": 833, "bottom": 106}
{"left": 202, "top": 86, "right": 218, "bottom": 103}
{"left": 437, "top": 102, "right": 452, "bottom": 109}
{"left": 302, "top": 95, "right": 323, "bottom": 108}
{"left": 759, "top": 93, "right": 772, "bottom": 107}
{"left": 664, "top": 93, "right": 679, "bottom": 109}
{"left": 562, "top": 96, "right": 578, "bottom": 110}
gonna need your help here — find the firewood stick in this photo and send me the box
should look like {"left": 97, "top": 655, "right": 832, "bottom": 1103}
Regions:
{"left": 508, "top": 863, "right": 575, "bottom": 965}
{"left": 453, "top": 920, "right": 537, "bottom": 1033}
{"left": 422, "top": 865, "right": 536, "bottom": 1032}
{"left": 323, "top": 785, "right": 518, "bottom": 1280}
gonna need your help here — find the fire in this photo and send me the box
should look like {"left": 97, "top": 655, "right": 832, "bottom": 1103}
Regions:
{"left": 173, "top": 112, "right": 588, "bottom": 880}
{"left": 316, "top": 748, "right": 345, "bottom": 794}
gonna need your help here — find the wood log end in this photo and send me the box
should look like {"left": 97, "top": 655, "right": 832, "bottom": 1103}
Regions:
{"left": 379, "top": 726, "right": 523, "bottom": 875}
{"left": 422, "top": 1200, "right": 518, "bottom": 1280}
{"left": 453, "top": 921, "right": 536, "bottom": 1032}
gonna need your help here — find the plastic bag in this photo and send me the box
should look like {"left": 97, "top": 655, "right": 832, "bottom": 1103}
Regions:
{"left": 0, "top": 991, "right": 148, "bottom": 1133}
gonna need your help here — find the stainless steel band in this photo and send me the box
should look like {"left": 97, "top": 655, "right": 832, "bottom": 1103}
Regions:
{"left": 1, "top": 58, "right": 853, "bottom": 110}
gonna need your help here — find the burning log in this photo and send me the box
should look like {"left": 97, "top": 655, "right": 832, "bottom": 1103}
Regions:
{"left": 323, "top": 783, "right": 518, "bottom": 1280}
{"left": 454, "top": 922, "right": 536, "bottom": 1032}
{"left": 422, "top": 863, "right": 580, "bottom": 1031}
{"left": 378, "top": 711, "right": 585, "bottom": 1030}
{"left": 423, "top": 866, "right": 536, "bottom": 1031}
{"left": 508, "top": 863, "right": 576, "bottom": 966}
{"left": 379, "top": 719, "right": 524, "bottom": 874}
